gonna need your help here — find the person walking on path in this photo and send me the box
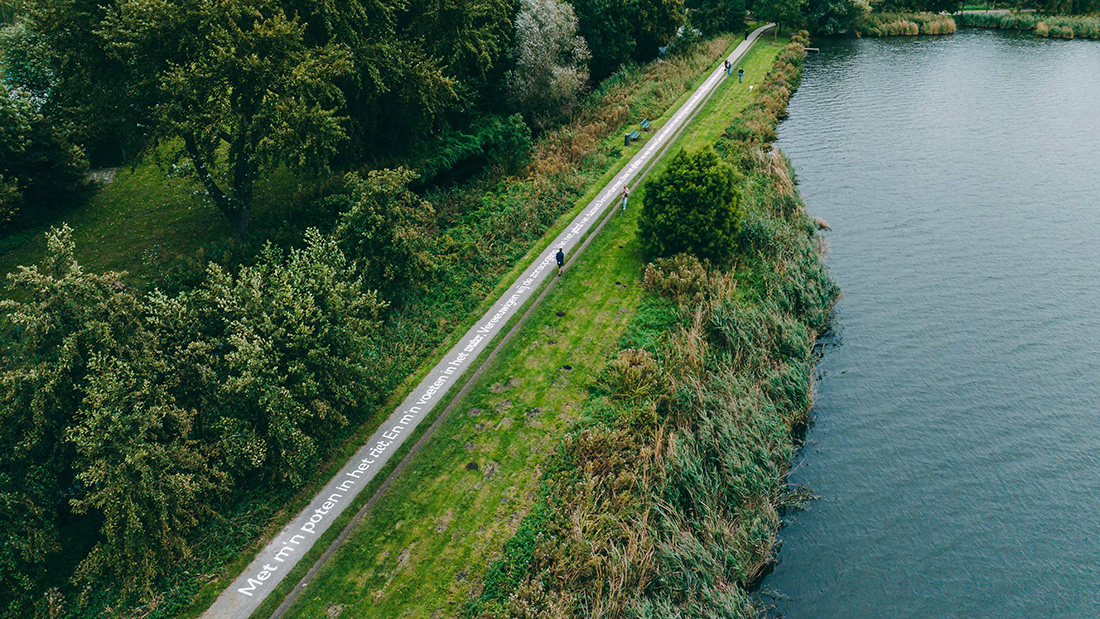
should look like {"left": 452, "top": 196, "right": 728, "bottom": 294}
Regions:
{"left": 724, "top": 59, "right": 731, "bottom": 76}
{"left": 620, "top": 185, "right": 630, "bottom": 210}
{"left": 738, "top": 68, "right": 744, "bottom": 83}
{"left": 556, "top": 247, "right": 566, "bottom": 276}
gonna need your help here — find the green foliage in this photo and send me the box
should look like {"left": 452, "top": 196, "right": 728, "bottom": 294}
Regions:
{"left": 412, "top": 114, "right": 534, "bottom": 184}
{"left": 691, "top": 0, "right": 749, "bottom": 36}
{"left": 0, "top": 32, "right": 742, "bottom": 616}
{"left": 572, "top": 0, "right": 686, "bottom": 80}
{"left": 0, "top": 89, "right": 88, "bottom": 230}
{"left": 856, "top": 11, "right": 957, "bottom": 36}
{"left": 332, "top": 168, "right": 437, "bottom": 300}
{"left": 479, "top": 497, "right": 551, "bottom": 604}
{"left": 507, "top": 0, "right": 591, "bottom": 131}
{"left": 96, "top": 0, "right": 353, "bottom": 235}
{"left": 186, "top": 230, "right": 387, "bottom": 485}
{"left": 803, "top": 0, "right": 869, "bottom": 34}
{"left": 956, "top": 11, "right": 1100, "bottom": 38}
{"left": 474, "top": 36, "right": 839, "bottom": 619}
{"left": 754, "top": 0, "right": 808, "bottom": 31}
{"left": 0, "top": 225, "right": 151, "bottom": 608}
{"left": 0, "top": 175, "right": 21, "bottom": 227}
{"left": 0, "top": 225, "right": 386, "bottom": 611}
{"left": 13, "top": 0, "right": 152, "bottom": 164}
{"left": 874, "top": 0, "right": 962, "bottom": 13}
{"left": 639, "top": 147, "right": 741, "bottom": 263}
{"left": 67, "top": 353, "right": 225, "bottom": 598}
{"left": 0, "top": 21, "right": 56, "bottom": 107}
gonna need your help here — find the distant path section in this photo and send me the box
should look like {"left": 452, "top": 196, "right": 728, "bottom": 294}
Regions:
{"left": 201, "top": 23, "right": 774, "bottom": 619}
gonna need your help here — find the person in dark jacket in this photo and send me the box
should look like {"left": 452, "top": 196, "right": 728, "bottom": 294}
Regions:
{"left": 556, "top": 247, "right": 565, "bottom": 276}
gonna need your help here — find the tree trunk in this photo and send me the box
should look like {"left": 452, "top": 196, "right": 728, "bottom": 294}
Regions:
{"left": 183, "top": 132, "right": 252, "bottom": 237}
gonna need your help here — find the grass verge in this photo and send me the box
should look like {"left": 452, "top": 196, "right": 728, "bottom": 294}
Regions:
{"left": 271, "top": 36, "right": 786, "bottom": 619}
{"left": 171, "top": 34, "right": 753, "bottom": 619}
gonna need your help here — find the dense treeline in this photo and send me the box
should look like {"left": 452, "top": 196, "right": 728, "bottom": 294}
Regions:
{"left": 1, "top": 224, "right": 387, "bottom": 607}
{"left": 0, "top": 0, "right": 698, "bottom": 237}
{"left": 472, "top": 33, "right": 840, "bottom": 618}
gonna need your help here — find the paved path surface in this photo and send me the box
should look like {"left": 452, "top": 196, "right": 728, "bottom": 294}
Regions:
{"left": 201, "top": 23, "right": 773, "bottom": 619}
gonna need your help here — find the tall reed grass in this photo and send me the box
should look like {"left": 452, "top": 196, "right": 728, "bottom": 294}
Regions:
{"left": 956, "top": 11, "right": 1100, "bottom": 38}
{"left": 857, "top": 12, "right": 959, "bottom": 36}
{"left": 472, "top": 32, "right": 840, "bottom": 619}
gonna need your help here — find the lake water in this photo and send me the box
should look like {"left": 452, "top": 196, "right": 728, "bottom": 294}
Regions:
{"left": 764, "top": 28, "right": 1100, "bottom": 617}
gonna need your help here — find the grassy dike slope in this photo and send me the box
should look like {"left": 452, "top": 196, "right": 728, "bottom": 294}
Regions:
{"left": 473, "top": 34, "right": 839, "bottom": 618}
{"left": 275, "top": 40, "right": 788, "bottom": 619}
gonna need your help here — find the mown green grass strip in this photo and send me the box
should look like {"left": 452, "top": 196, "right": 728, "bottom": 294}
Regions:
{"left": 274, "top": 37, "right": 785, "bottom": 619}
{"left": 174, "top": 36, "right": 746, "bottom": 619}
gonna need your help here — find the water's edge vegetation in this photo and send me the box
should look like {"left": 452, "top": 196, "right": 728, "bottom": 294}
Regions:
{"left": 856, "top": 11, "right": 1100, "bottom": 39}
{"left": 471, "top": 34, "right": 841, "bottom": 618}
{"left": 956, "top": 11, "right": 1100, "bottom": 38}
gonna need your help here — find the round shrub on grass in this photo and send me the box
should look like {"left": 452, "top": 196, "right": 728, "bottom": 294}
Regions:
{"left": 638, "top": 147, "right": 741, "bottom": 264}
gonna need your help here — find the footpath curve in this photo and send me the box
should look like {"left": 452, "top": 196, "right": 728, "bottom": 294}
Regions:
{"left": 201, "top": 24, "right": 774, "bottom": 619}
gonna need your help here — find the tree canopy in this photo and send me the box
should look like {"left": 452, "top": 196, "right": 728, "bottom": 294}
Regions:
{"left": 0, "top": 225, "right": 386, "bottom": 603}
{"left": 638, "top": 147, "right": 741, "bottom": 263}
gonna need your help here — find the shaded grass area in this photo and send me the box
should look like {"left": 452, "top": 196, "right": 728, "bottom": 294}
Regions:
{"left": 0, "top": 159, "right": 302, "bottom": 296}
{"left": 275, "top": 37, "right": 784, "bottom": 619}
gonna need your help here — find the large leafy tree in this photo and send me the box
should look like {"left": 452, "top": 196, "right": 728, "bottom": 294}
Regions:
{"left": 638, "top": 148, "right": 741, "bottom": 263}
{"left": 67, "top": 353, "right": 225, "bottom": 597}
{"left": 571, "top": 0, "right": 685, "bottom": 81}
{"left": 0, "top": 225, "right": 388, "bottom": 607}
{"left": 754, "top": 0, "right": 806, "bottom": 35}
{"left": 187, "top": 230, "right": 387, "bottom": 484}
{"left": 0, "top": 226, "right": 154, "bottom": 605}
{"left": 690, "top": 0, "right": 748, "bottom": 36}
{"left": 803, "top": 0, "right": 868, "bottom": 34}
{"left": 507, "top": 0, "right": 591, "bottom": 130}
{"left": 11, "top": 0, "right": 140, "bottom": 159}
{"left": 97, "top": 0, "right": 353, "bottom": 236}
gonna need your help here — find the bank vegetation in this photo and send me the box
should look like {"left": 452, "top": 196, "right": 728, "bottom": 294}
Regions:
{"left": 470, "top": 32, "right": 841, "bottom": 619}
{"left": 956, "top": 11, "right": 1100, "bottom": 38}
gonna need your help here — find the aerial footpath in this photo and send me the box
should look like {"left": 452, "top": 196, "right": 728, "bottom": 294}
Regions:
{"left": 201, "top": 24, "right": 775, "bottom": 619}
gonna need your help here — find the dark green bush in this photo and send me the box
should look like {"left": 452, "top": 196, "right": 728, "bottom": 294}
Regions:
{"left": 0, "top": 90, "right": 88, "bottom": 230}
{"left": 639, "top": 148, "right": 741, "bottom": 263}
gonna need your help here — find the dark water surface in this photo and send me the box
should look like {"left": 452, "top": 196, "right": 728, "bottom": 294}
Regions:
{"left": 765, "top": 29, "right": 1100, "bottom": 617}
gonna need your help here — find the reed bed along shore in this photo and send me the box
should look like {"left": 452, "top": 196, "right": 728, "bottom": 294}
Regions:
{"left": 857, "top": 12, "right": 958, "bottom": 36}
{"left": 956, "top": 11, "right": 1100, "bottom": 39}
{"left": 470, "top": 32, "right": 840, "bottom": 619}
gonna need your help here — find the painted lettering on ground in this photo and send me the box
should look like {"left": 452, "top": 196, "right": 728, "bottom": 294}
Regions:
{"left": 203, "top": 25, "right": 773, "bottom": 619}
